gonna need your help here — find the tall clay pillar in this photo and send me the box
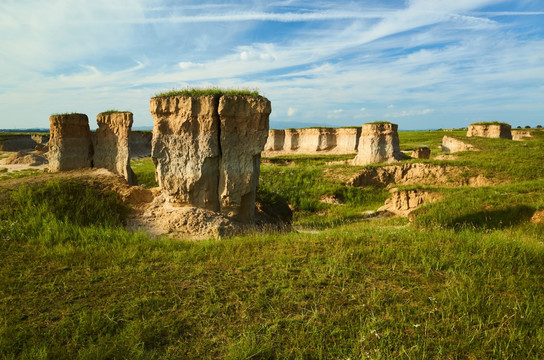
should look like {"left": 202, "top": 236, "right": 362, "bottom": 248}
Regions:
{"left": 48, "top": 113, "right": 93, "bottom": 171}
{"left": 149, "top": 93, "right": 271, "bottom": 223}
{"left": 150, "top": 95, "right": 221, "bottom": 211}
{"left": 352, "top": 122, "right": 404, "bottom": 165}
{"left": 94, "top": 111, "right": 136, "bottom": 185}
{"left": 218, "top": 95, "right": 271, "bottom": 223}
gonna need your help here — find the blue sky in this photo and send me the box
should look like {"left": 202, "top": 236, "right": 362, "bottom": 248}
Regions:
{"left": 1, "top": 0, "right": 543, "bottom": 130}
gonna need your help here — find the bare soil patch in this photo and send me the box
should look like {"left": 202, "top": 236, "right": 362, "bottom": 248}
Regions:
{"left": 348, "top": 163, "right": 493, "bottom": 188}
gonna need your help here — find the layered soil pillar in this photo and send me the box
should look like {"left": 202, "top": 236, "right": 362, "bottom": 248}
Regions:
{"left": 94, "top": 112, "right": 136, "bottom": 185}
{"left": 352, "top": 122, "right": 404, "bottom": 165}
{"left": 466, "top": 124, "right": 512, "bottom": 139}
{"left": 150, "top": 94, "right": 271, "bottom": 223}
{"left": 218, "top": 95, "right": 271, "bottom": 222}
{"left": 150, "top": 95, "right": 221, "bottom": 211}
{"left": 48, "top": 114, "right": 93, "bottom": 171}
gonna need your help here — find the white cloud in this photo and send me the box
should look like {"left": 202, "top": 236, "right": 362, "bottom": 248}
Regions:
{"left": 360, "top": 107, "right": 366, "bottom": 111}
{"left": 287, "top": 107, "right": 297, "bottom": 116}
{"left": 178, "top": 62, "right": 204, "bottom": 70}
{"left": 327, "top": 109, "right": 344, "bottom": 119}
{"left": 385, "top": 109, "right": 435, "bottom": 118}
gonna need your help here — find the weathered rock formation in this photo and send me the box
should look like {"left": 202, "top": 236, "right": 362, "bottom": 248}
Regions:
{"left": 150, "top": 94, "right": 271, "bottom": 223}
{"left": 48, "top": 114, "right": 93, "bottom": 171}
{"left": 93, "top": 112, "right": 136, "bottom": 185}
{"left": 411, "top": 147, "right": 431, "bottom": 159}
{"left": 441, "top": 136, "right": 478, "bottom": 153}
{"left": 348, "top": 163, "right": 492, "bottom": 188}
{"left": 379, "top": 189, "right": 441, "bottom": 217}
{"left": 352, "top": 122, "right": 405, "bottom": 165}
{"left": 467, "top": 123, "right": 512, "bottom": 139}
{"left": 512, "top": 130, "right": 533, "bottom": 141}
{"left": 262, "top": 127, "right": 360, "bottom": 156}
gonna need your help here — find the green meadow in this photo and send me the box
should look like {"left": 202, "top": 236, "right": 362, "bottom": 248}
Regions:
{"left": 1, "top": 130, "right": 543, "bottom": 359}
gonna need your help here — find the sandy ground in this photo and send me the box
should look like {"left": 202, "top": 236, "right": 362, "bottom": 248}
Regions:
{"left": 0, "top": 162, "right": 49, "bottom": 172}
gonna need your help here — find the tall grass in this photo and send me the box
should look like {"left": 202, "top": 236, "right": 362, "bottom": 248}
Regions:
{"left": 1, "top": 204, "right": 543, "bottom": 358}
{"left": 131, "top": 158, "right": 158, "bottom": 188}
{"left": 259, "top": 156, "right": 388, "bottom": 228}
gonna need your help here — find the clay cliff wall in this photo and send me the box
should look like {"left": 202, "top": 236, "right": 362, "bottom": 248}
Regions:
{"left": 467, "top": 124, "right": 512, "bottom": 139}
{"left": 263, "top": 127, "right": 361, "bottom": 156}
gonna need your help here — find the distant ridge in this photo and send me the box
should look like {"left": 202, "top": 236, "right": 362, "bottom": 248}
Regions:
{"left": 0, "top": 128, "right": 49, "bottom": 133}
{"left": 133, "top": 126, "right": 153, "bottom": 131}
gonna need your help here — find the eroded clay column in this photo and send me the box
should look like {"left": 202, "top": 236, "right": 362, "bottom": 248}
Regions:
{"left": 218, "top": 95, "right": 271, "bottom": 223}
{"left": 48, "top": 113, "right": 93, "bottom": 171}
{"left": 94, "top": 111, "right": 136, "bottom": 185}
{"left": 352, "top": 122, "right": 404, "bottom": 165}
{"left": 150, "top": 95, "right": 221, "bottom": 211}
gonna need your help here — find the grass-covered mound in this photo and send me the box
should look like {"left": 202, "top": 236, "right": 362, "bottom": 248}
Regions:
{"left": 154, "top": 87, "right": 260, "bottom": 98}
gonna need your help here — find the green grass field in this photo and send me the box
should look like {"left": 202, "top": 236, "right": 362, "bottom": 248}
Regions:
{"left": 1, "top": 130, "right": 544, "bottom": 359}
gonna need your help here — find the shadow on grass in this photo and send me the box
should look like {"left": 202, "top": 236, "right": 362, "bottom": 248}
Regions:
{"left": 448, "top": 205, "right": 535, "bottom": 230}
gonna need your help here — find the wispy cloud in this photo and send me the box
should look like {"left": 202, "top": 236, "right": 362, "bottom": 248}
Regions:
{"left": 385, "top": 109, "right": 435, "bottom": 118}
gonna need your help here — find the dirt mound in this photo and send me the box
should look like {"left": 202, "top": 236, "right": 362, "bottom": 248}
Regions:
{"left": 530, "top": 210, "right": 544, "bottom": 224}
{"left": 3, "top": 152, "right": 48, "bottom": 166}
{"left": 126, "top": 193, "right": 240, "bottom": 239}
{"left": 379, "top": 189, "right": 441, "bottom": 217}
{"left": 348, "top": 163, "right": 492, "bottom": 187}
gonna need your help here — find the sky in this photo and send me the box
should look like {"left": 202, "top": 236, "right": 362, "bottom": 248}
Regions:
{"left": 0, "top": 0, "right": 543, "bottom": 130}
